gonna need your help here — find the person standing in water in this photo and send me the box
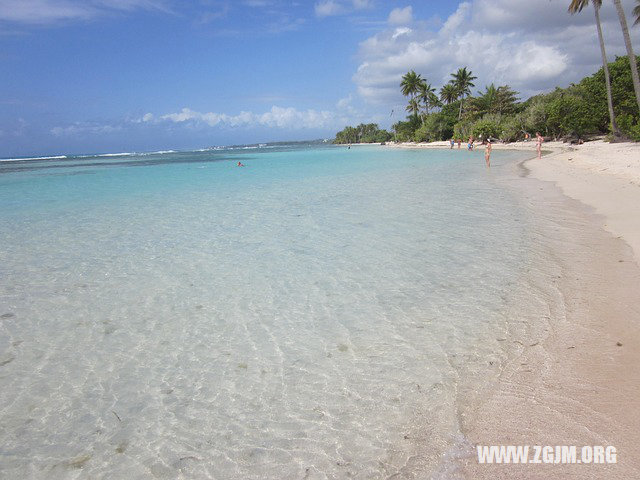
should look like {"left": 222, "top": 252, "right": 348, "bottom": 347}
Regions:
{"left": 485, "top": 138, "right": 492, "bottom": 167}
{"left": 536, "top": 132, "right": 544, "bottom": 159}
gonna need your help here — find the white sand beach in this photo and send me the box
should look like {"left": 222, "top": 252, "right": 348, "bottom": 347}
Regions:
{"left": 387, "top": 140, "right": 640, "bottom": 478}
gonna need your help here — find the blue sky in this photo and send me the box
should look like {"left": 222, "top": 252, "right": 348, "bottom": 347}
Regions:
{"left": 1, "top": 0, "right": 639, "bottom": 156}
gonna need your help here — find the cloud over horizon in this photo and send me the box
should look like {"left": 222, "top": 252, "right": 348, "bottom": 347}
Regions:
{"left": 0, "top": 0, "right": 171, "bottom": 24}
{"left": 353, "top": 0, "right": 640, "bottom": 107}
{"left": 48, "top": 105, "right": 359, "bottom": 140}
{"left": 145, "top": 105, "right": 340, "bottom": 130}
{"left": 4, "top": 0, "right": 640, "bottom": 156}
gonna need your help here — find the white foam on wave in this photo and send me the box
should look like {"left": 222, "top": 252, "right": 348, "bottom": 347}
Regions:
{"left": 0, "top": 155, "right": 68, "bottom": 162}
{"left": 141, "top": 150, "right": 176, "bottom": 156}
{"left": 98, "top": 152, "right": 137, "bottom": 157}
{"left": 77, "top": 151, "right": 176, "bottom": 159}
{"left": 75, "top": 153, "right": 137, "bottom": 159}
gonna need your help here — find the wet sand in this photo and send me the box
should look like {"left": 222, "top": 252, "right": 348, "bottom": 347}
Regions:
{"left": 459, "top": 153, "right": 640, "bottom": 479}
{"left": 385, "top": 140, "right": 640, "bottom": 478}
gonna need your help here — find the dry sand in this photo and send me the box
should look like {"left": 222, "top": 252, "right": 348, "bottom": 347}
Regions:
{"left": 386, "top": 140, "right": 640, "bottom": 478}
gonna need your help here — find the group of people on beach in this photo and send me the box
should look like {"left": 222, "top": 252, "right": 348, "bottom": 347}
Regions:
{"left": 448, "top": 135, "right": 479, "bottom": 151}
{"left": 448, "top": 137, "right": 468, "bottom": 149}
{"left": 447, "top": 131, "right": 544, "bottom": 168}
{"left": 448, "top": 135, "right": 490, "bottom": 166}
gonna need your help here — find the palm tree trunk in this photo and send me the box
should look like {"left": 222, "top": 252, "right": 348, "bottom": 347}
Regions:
{"left": 613, "top": 0, "right": 640, "bottom": 112}
{"left": 458, "top": 97, "right": 463, "bottom": 120}
{"left": 594, "top": 3, "right": 622, "bottom": 138}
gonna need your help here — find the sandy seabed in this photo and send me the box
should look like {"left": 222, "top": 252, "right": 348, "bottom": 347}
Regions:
{"left": 387, "top": 139, "right": 640, "bottom": 479}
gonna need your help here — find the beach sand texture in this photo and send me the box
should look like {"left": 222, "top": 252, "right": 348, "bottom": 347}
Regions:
{"left": 389, "top": 140, "right": 640, "bottom": 478}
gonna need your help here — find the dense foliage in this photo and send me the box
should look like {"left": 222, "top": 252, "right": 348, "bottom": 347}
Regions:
{"left": 334, "top": 123, "right": 392, "bottom": 144}
{"left": 334, "top": 56, "right": 640, "bottom": 144}
{"left": 439, "top": 56, "right": 640, "bottom": 142}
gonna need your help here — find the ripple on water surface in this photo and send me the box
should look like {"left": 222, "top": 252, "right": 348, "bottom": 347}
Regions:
{"left": 0, "top": 146, "right": 534, "bottom": 478}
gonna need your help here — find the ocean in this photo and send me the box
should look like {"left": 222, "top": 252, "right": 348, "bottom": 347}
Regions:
{"left": 0, "top": 144, "right": 535, "bottom": 479}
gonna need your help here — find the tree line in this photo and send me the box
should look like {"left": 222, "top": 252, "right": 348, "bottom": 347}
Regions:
{"left": 334, "top": 123, "right": 392, "bottom": 144}
{"left": 335, "top": 1, "right": 640, "bottom": 144}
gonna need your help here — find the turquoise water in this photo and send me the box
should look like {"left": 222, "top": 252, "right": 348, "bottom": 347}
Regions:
{"left": 0, "top": 145, "right": 533, "bottom": 479}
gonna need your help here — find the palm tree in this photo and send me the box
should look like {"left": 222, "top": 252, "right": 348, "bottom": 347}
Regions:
{"left": 570, "top": 0, "right": 621, "bottom": 137}
{"left": 612, "top": 0, "right": 640, "bottom": 113}
{"left": 417, "top": 81, "right": 437, "bottom": 115}
{"left": 400, "top": 70, "right": 423, "bottom": 101}
{"left": 440, "top": 82, "right": 459, "bottom": 105}
{"left": 495, "top": 85, "right": 519, "bottom": 115}
{"left": 478, "top": 84, "right": 498, "bottom": 114}
{"left": 405, "top": 98, "right": 420, "bottom": 120}
{"left": 451, "top": 67, "right": 477, "bottom": 120}
{"left": 428, "top": 90, "right": 442, "bottom": 112}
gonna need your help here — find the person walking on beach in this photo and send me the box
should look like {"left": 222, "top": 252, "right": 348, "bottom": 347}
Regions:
{"left": 457, "top": 139, "right": 461, "bottom": 149}
{"left": 467, "top": 136, "right": 474, "bottom": 150}
{"left": 485, "top": 138, "right": 492, "bottom": 167}
{"left": 450, "top": 138, "right": 455, "bottom": 149}
{"left": 535, "top": 132, "right": 544, "bottom": 159}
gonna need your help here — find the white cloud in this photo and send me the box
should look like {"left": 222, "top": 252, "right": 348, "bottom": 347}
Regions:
{"left": 391, "top": 27, "right": 411, "bottom": 39}
{"left": 0, "top": 0, "right": 92, "bottom": 24}
{"left": 49, "top": 103, "right": 379, "bottom": 142}
{"left": 314, "top": 0, "right": 372, "bottom": 18}
{"left": 354, "top": 0, "right": 640, "bottom": 106}
{"left": 0, "top": 0, "right": 170, "bottom": 24}
{"left": 336, "top": 94, "right": 359, "bottom": 117}
{"left": 336, "top": 95, "right": 352, "bottom": 109}
{"left": 315, "top": 0, "right": 344, "bottom": 17}
{"left": 146, "top": 105, "right": 340, "bottom": 130}
{"left": 388, "top": 6, "right": 412, "bottom": 26}
{"left": 351, "top": 0, "right": 373, "bottom": 10}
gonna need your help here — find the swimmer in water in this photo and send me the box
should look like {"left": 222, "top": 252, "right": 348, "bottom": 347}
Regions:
{"left": 237, "top": 161, "right": 245, "bottom": 167}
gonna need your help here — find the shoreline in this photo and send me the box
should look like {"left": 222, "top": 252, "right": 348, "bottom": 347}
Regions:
{"left": 384, "top": 139, "right": 640, "bottom": 264}
{"left": 384, "top": 139, "right": 640, "bottom": 477}
{"left": 460, "top": 153, "right": 640, "bottom": 478}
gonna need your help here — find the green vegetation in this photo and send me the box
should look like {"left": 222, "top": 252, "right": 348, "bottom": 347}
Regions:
{"left": 334, "top": 123, "right": 392, "bottom": 144}
{"left": 335, "top": 3, "right": 640, "bottom": 145}
{"left": 335, "top": 56, "right": 640, "bottom": 145}
{"left": 425, "top": 57, "right": 640, "bottom": 142}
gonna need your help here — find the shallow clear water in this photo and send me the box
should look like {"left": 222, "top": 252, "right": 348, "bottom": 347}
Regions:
{"left": 0, "top": 145, "right": 533, "bottom": 479}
